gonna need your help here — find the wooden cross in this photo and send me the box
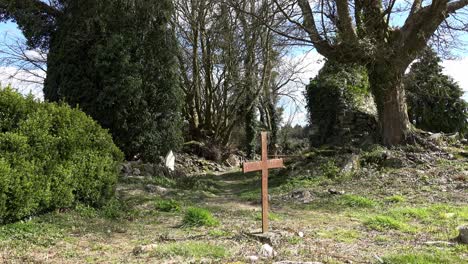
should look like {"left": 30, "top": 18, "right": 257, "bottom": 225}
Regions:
{"left": 242, "top": 132, "right": 284, "bottom": 233}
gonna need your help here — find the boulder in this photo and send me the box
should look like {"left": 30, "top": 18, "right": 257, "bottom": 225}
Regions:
{"left": 226, "top": 154, "right": 241, "bottom": 167}
{"left": 458, "top": 225, "right": 468, "bottom": 244}
{"left": 260, "top": 244, "right": 276, "bottom": 258}
{"left": 291, "top": 189, "right": 313, "bottom": 203}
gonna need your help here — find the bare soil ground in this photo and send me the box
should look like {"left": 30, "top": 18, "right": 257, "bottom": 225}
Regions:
{"left": 0, "top": 145, "right": 467, "bottom": 263}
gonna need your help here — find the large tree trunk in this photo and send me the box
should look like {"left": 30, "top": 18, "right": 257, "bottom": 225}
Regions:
{"left": 368, "top": 63, "right": 412, "bottom": 146}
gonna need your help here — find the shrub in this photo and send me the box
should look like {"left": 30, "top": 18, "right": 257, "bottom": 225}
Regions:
{"left": 155, "top": 199, "right": 181, "bottom": 212}
{"left": 0, "top": 87, "right": 123, "bottom": 223}
{"left": 182, "top": 207, "right": 219, "bottom": 227}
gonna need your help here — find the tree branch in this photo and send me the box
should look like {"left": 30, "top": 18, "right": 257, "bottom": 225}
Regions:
{"left": 336, "top": 0, "right": 357, "bottom": 41}
{"left": 447, "top": 0, "right": 468, "bottom": 13}
{"left": 297, "top": 0, "right": 334, "bottom": 57}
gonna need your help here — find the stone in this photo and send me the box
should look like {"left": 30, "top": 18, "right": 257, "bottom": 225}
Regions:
{"left": 121, "top": 163, "right": 132, "bottom": 175}
{"left": 248, "top": 232, "right": 281, "bottom": 246}
{"left": 298, "top": 231, "right": 304, "bottom": 238}
{"left": 132, "top": 168, "right": 141, "bottom": 176}
{"left": 291, "top": 189, "right": 313, "bottom": 203}
{"left": 429, "top": 133, "right": 443, "bottom": 141}
{"left": 260, "top": 244, "right": 276, "bottom": 258}
{"left": 341, "top": 154, "right": 360, "bottom": 174}
{"left": 458, "top": 225, "right": 468, "bottom": 244}
{"left": 141, "top": 164, "right": 155, "bottom": 176}
{"left": 145, "top": 185, "right": 168, "bottom": 195}
{"left": 328, "top": 188, "right": 345, "bottom": 195}
{"left": 226, "top": 154, "right": 241, "bottom": 167}
{"left": 246, "top": 255, "right": 259, "bottom": 262}
{"left": 165, "top": 150, "right": 175, "bottom": 171}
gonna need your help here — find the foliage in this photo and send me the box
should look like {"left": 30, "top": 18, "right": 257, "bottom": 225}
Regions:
{"left": 182, "top": 207, "right": 219, "bottom": 227}
{"left": 305, "top": 60, "right": 370, "bottom": 146}
{"left": 405, "top": 48, "right": 468, "bottom": 135}
{"left": 41, "top": 0, "right": 183, "bottom": 162}
{"left": 278, "top": 124, "right": 309, "bottom": 154}
{"left": 155, "top": 199, "right": 181, "bottom": 213}
{"left": 319, "top": 160, "right": 341, "bottom": 179}
{"left": 0, "top": 87, "right": 123, "bottom": 223}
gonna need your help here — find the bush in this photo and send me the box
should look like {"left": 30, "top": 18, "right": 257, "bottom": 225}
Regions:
{"left": 155, "top": 199, "right": 181, "bottom": 212}
{"left": 0, "top": 87, "right": 123, "bottom": 224}
{"left": 182, "top": 207, "right": 219, "bottom": 227}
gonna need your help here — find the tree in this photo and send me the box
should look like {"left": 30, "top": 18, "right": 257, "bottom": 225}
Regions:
{"left": 269, "top": 0, "right": 468, "bottom": 145}
{"left": 174, "top": 0, "right": 303, "bottom": 155}
{"left": 405, "top": 48, "right": 467, "bottom": 134}
{"left": 1, "top": 0, "right": 183, "bottom": 161}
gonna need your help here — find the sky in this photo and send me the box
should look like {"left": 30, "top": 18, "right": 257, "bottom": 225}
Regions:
{"left": 1, "top": 15, "right": 468, "bottom": 126}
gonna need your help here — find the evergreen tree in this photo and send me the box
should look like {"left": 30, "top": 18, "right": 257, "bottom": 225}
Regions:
{"left": 405, "top": 48, "right": 468, "bottom": 135}
{"left": 42, "top": 0, "right": 183, "bottom": 161}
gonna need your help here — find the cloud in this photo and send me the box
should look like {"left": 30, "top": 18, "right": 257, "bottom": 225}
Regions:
{"left": 442, "top": 58, "right": 468, "bottom": 101}
{"left": 0, "top": 66, "right": 44, "bottom": 99}
{"left": 279, "top": 51, "right": 324, "bottom": 126}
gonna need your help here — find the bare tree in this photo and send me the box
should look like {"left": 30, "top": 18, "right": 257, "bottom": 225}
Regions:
{"left": 265, "top": 0, "right": 468, "bottom": 145}
{"left": 0, "top": 33, "right": 47, "bottom": 85}
{"left": 174, "top": 0, "right": 304, "bottom": 149}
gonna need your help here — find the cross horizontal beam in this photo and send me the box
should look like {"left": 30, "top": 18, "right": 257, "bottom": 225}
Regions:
{"left": 242, "top": 158, "right": 284, "bottom": 173}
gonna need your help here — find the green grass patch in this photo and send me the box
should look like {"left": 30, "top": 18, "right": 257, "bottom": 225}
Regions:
{"left": 365, "top": 215, "right": 413, "bottom": 232}
{"left": 239, "top": 189, "right": 261, "bottom": 201}
{"left": 75, "top": 203, "right": 98, "bottom": 218}
{"left": 155, "top": 199, "right": 181, "bottom": 212}
{"left": 100, "top": 198, "right": 125, "bottom": 219}
{"left": 340, "top": 194, "right": 377, "bottom": 208}
{"left": 208, "top": 229, "right": 231, "bottom": 237}
{"left": 382, "top": 248, "right": 465, "bottom": 264}
{"left": 286, "top": 236, "right": 303, "bottom": 245}
{"left": 253, "top": 212, "right": 282, "bottom": 221}
{"left": 182, "top": 207, "right": 219, "bottom": 227}
{"left": 316, "top": 229, "right": 361, "bottom": 243}
{"left": 0, "top": 220, "right": 64, "bottom": 247}
{"left": 151, "top": 242, "right": 228, "bottom": 259}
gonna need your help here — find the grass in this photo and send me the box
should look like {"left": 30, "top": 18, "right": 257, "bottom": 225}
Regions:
{"left": 382, "top": 248, "right": 466, "bottom": 264}
{"left": 155, "top": 199, "right": 181, "bottom": 212}
{"left": 384, "top": 194, "right": 406, "bottom": 203}
{"left": 340, "top": 194, "right": 377, "bottom": 208}
{"left": 182, "top": 207, "right": 219, "bottom": 227}
{"left": 364, "top": 215, "right": 413, "bottom": 232}
{"left": 0, "top": 220, "right": 64, "bottom": 247}
{"left": 254, "top": 212, "right": 282, "bottom": 221}
{"left": 151, "top": 242, "right": 228, "bottom": 259}
{"left": 316, "top": 229, "right": 361, "bottom": 243}
{"left": 208, "top": 229, "right": 231, "bottom": 237}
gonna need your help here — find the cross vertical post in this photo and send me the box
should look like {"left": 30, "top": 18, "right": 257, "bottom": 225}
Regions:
{"left": 261, "top": 132, "right": 269, "bottom": 233}
{"left": 242, "top": 132, "right": 284, "bottom": 233}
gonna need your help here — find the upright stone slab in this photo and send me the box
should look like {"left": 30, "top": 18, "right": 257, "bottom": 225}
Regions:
{"left": 165, "top": 150, "right": 175, "bottom": 171}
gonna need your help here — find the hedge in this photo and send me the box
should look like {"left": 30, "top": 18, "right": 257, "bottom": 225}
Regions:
{"left": 0, "top": 87, "right": 123, "bottom": 223}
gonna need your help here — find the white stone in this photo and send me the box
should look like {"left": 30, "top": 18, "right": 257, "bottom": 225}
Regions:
{"left": 260, "top": 244, "right": 276, "bottom": 258}
{"left": 246, "top": 255, "right": 259, "bottom": 262}
{"left": 165, "top": 150, "right": 175, "bottom": 171}
{"left": 298, "top": 231, "right": 304, "bottom": 238}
